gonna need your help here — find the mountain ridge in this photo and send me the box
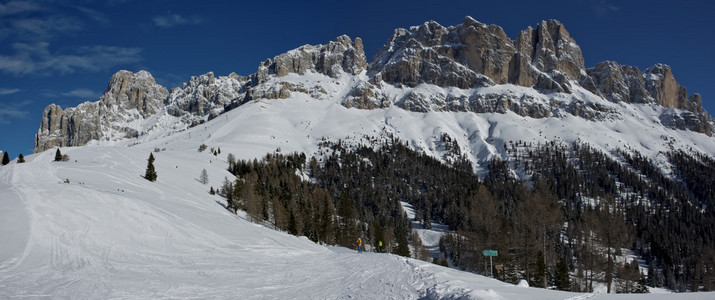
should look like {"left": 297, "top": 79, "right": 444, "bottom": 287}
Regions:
{"left": 34, "top": 17, "right": 714, "bottom": 154}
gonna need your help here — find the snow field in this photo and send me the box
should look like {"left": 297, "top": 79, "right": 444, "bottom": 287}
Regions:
{"left": 1, "top": 71, "right": 715, "bottom": 298}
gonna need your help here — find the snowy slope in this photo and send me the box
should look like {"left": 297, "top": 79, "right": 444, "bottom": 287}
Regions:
{"left": 0, "top": 143, "right": 575, "bottom": 299}
{"left": 122, "top": 71, "right": 715, "bottom": 177}
{"left": 2, "top": 132, "right": 712, "bottom": 299}
{"left": 2, "top": 75, "right": 715, "bottom": 298}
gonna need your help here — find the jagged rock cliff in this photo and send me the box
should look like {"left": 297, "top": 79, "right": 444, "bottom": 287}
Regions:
{"left": 35, "top": 71, "right": 169, "bottom": 152}
{"left": 253, "top": 35, "right": 366, "bottom": 83}
{"left": 369, "top": 17, "right": 584, "bottom": 92}
{"left": 34, "top": 17, "right": 713, "bottom": 153}
{"left": 166, "top": 72, "right": 248, "bottom": 124}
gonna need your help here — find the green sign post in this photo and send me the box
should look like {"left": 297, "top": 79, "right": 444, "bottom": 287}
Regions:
{"left": 483, "top": 250, "right": 498, "bottom": 277}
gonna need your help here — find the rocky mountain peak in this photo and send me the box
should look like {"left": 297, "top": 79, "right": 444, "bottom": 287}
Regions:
{"left": 529, "top": 19, "right": 585, "bottom": 80}
{"left": 369, "top": 17, "right": 585, "bottom": 92}
{"left": 99, "top": 70, "right": 169, "bottom": 117}
{"left": 167, "top": 71, "right": 247, "bottom": 122}
{"left": 254, "top": 35, "right": 367, "bottom": 83}
{"left": 33, "top": 18, "right": 714, "bottom": 153}
{"left": 34, "top": 70, "right": 171, "bottom": 153}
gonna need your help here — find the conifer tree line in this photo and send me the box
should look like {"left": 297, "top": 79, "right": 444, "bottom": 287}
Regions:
{"left": 496, "top": 141, "right": 714, "bottom": 292}
{"left": 222, "top": 150, "right": 412, "bottom": 255}
{"left": 217, "top": 137, "right": 713, "bottom": 293}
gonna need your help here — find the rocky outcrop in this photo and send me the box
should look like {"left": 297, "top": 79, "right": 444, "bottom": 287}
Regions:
{"left": 253, "top": 35, "right": 367, "bottom": 84}
{"left": 99, "top": 70, "right": 168, "bottom": 116}
{"left": 586, "top": 61, "right": 651, "bottom": 104}
{"left": 369, "top": 17, "right": 585, "bottom": 92}
{"left": 166, "top": 72, "right": 248, "bottom": 122}
{"left": 585, "top": 62, "right": 712, "bottom": 135}
{"left": 34, "top": 70, "right": 169, "bottom": 152}
{"left": 33, "top": 18, "right": 714, "bottom": 152}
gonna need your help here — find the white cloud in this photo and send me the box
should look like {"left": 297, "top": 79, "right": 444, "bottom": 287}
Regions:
{"left": 62, "top": 88, "right": 99, "bottom": 99}
{"left": 590, "top": 0, "right": 620, "bottom": 16}
{"left": 0, "top": 42, "right": 142, "bottom": 76}
{"left": 75, "top": 6, "right": 109, "bottom": 24}
{"left": 0, "top": 100, "right": 31, "bottom": 124}
{"left": 0, "top": 1, "right": 42, "bottom": 16}
{"left": 153, "top": 14, "right": 204, "bottom": 28}
{"left": 0, "top": 14, "right": 83, "bottom": 42}
{"left": 0, "top": 88, "right": 20, "bottom": 95}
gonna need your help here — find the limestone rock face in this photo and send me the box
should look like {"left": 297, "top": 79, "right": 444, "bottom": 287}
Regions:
{"left": 587, "top": 61, "right": 651, "bottom": 104}
{"left": 32, "top": 18, "right": 714, "bottom": 152}
{"left": 370, "top": 17, "right": 585, "bottom": 91}
{"left": 34, "top": 70, "right": 169, "bottom": 153}
{"left": 370, "top": 17, "right": 509, "bottom": 88}
{"left": 254, "top": 35, "right": 367, "bottom": 83}
{"left": 99, "top": 70, "right": 168, "bottom": 116}
{"left": 586, "top": 62, "right": 712, "bottom": 135}
{"left": 167, "top": 72, "right": 248, "bottom": 123}
{"left": 520, "top": 20, "right": 585, "bottom": 81}
{"left": 644, "top": 64, "right": 688, "bottom": 109}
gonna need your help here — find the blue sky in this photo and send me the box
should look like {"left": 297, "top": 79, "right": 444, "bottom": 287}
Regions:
{"left": 1, "top": 0, "right": 713, "bottom": 158}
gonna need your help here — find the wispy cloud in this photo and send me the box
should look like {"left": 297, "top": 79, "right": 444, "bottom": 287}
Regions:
{"left": 590, "top": 0, "right": 620, "bottom": 16}
{"left": 0, "top": 100, "right": 31, "bottom": 124}
{"left": 7, "top": 15, "right": 83, "bottom": 40}
{"left": 0, "top": 42, "right": 142, "bottom": 76}
{"left": 153, "top": 13, "right": 204, "bottom": 28}
{"left": 62, "top": 88, "right": 99, "bottom": 99}
{"left": 75, "top": 6, "right": 109, "bottom": 24}
{"left": 0, "top": 88, "right": 20, "bottom": 95}
{"left": 0, "top": 1, "right": 42, "bottom": 16}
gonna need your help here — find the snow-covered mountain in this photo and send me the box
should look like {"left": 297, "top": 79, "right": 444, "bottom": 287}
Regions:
{"left": 4, "top": 117, "right": 713, "bottom": 298}
{"left": 5, "top": 17, "right": 715, "bottom": 298}
{"left": 33, "top": 18, "right": 714, "bottom": 171}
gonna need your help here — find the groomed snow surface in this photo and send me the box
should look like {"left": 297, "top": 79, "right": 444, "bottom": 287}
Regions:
{"left": 3, "top": 73, "right": 715, "bottom": 298}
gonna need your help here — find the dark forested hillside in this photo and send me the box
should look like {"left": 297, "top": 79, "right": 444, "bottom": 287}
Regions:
{"left": 220, "top": 138, "right": 714, "bottom": 293}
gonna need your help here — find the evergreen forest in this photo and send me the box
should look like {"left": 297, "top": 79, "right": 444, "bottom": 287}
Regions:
{"left": 217, "top": 136, "right": 714, "bottom": 293}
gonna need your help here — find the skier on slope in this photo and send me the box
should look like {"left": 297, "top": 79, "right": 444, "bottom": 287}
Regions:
{"left": 357, "top": 238, "right": 362, "bottom": 253}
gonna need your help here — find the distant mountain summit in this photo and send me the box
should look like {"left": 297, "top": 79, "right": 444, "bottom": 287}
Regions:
{"left": 34, "top": 17, "right": 713, "bottom": 153}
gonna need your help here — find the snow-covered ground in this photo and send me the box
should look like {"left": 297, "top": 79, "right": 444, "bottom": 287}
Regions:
{"left": 3, "top": 145, "right": 710, "bottom": 299}
{"left": 2, "top": 72, "right": 715, "bottom": 298}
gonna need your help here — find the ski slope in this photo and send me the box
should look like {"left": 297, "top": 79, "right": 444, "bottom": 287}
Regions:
{"left": 3, "top": 146, "right": 711, "bottom": 299}
{"left": 2, "top": 76, "right": 715, "bottom": 298}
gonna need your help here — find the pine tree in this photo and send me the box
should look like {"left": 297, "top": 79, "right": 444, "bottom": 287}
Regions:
{"left": 17, "top": 154, "right": 25, "bottom": 163}
{"left": 1, "top": 151, "right": 9, "bottom": 165}
{"left": 209, "top": 186, "right": 216, "bottom": 195}
{"left": 144, "top": 153, "right": 157, "bottom": 182}
{"left": 534, "top": 251, "right": 547, "bottom": 288}
{"left": 394, "top": 222, "right": 411, "bottom": 257}
{"left": 54, "top": 148, "right": 62, "bottom": 162}
{"left": 555, "top": 258, "right": 571, "bottom": 291}
{"left": 199, "top": 168, "right": 209, "bottom": 184}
